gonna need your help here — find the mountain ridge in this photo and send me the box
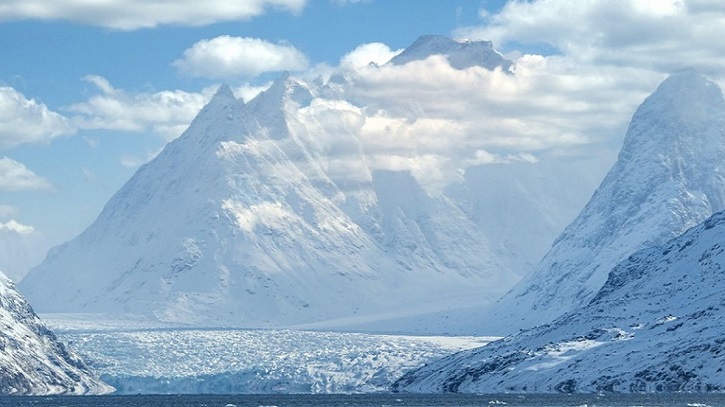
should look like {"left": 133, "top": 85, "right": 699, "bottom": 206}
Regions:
{"left": 19, "top": 59, "right": 519, "bottom": 329}
{"left": 476, "top": 69, "right": 725, "bottom": 335}
{"left": 394, "top": 207, "right": 725, "bottom": 393}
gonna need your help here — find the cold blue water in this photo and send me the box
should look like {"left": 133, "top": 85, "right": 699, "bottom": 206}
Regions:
{"left": 1, "top": 394, "right": 725, "bottom": 407}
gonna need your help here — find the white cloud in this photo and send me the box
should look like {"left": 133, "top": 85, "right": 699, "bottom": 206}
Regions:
{"left": 339, "top": 43, "right": 403, "bottom": 70}
{"left": 0, "top": 218, "right": 51, "bottom": 281}
{"left": 456, "top": 0, "right": 725, "bottom": 76}
{"left": 174, "top": 36, "right": 309, "bottom": 79}
{"left": 303, "top": 0, "right": 725, "bottom": 190}
{"left": 67, "top": 75, "right": 213, "bottom": 141}
{"left": 235, "top": 82, "right": 273, "bottom": 102}
{"left": 0, "top": 219, "right": 35, "bottom": 235}
{"left": 0, "top": 0, "right": 307, "bottom": 30}
{"left": 0, "top": 157, "right": 53, "bottom": 191}
{"left": 0, "top": 86, "right": 74, "bottom": 148}
{"left": 67, "top": 76, "right": 272, "bottom": 141}
{"left": 348, "top": 54, "right": 655, "bottom": 156}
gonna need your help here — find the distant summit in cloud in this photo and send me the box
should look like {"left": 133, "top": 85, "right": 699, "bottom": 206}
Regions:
{"left": 389, "top": 35, "right": 513, "bottom": 71}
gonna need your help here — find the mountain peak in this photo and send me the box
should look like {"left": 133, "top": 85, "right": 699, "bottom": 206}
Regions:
{"left": 211, "top": 83, "right": 238, "bottom": 102}
{"left": 477, "top": 72, "right": 725, "bottom": 335}
{"left": 618, "top": 69, "right": 725, "bottom": 164}
{"left": 644, "top": 69, "right": 722, "bottom": 113}
{"left": 244, "top": 73, "right": 314, "bottom": 139}
{"left": 388, "top": 35, "right": 512, "bottom": 71}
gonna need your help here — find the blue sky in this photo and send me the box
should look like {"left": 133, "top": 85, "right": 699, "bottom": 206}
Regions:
{"left": 2, "top": 0, "right": 725, "bottom": 281}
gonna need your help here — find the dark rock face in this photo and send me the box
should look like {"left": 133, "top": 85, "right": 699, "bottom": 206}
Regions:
{"left": 0, "top": 273, "right": 112, "bottom": 395}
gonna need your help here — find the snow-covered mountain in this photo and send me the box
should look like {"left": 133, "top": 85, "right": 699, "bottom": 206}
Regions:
{"left": 388, "top": 35, "right": 513, "bottom": 71}
{"left": 394, "top": 208, "right": 725, "bottom": 393}
{"left": 19, "top": 35, "right": 604, "bottom": 332}
{"left": 19, "top": 71, "right": 519, "bottom": 329}
{"left": 0, "top": 271, "right": 112, "bottom": 395}
{"left": 477, "top": 70, "right": 725, "bottom": 335}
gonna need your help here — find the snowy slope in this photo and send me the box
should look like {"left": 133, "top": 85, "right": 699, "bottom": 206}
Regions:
{"left": 478, "top": 70, "right": 725, "bottom": 335}
{"left": 455, "top": 158, "right": 611, "bottom": 277}
{"left": 389, "top": 35, "right": 513, "bottom": 71}
{"left": 19, "top": 72, "right": 518, "bottom": 329}
{"left": 19, "top": 35, "right": 602, "bottom": 332}
{"left": 394, "top": 209, "right": 725, "bottom": 393}
{"left": 0, "top": 272, "right": 112, "bottom": 395}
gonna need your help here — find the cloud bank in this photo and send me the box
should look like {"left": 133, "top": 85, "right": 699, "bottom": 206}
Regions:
{"left": 174, "top": 36, "right": 309, "bottom": 79}
{"left": 0, "top": 157, "right": 52, "bottom": 191}
{"left": 457, "top": 0, "right": 725, "bottom": 77}
{"left": 67, "top": 75, "right": 213, "bottom": 141}
{"left": 0, "top": 219, "right": 34, "bottom": 235}
{"left": 7, "top": 0, "right": 725, "bottom": 192}
{"left": 0, "top": 87, "right": 74, "bottom": 148}
{"left": 0, "top": 0, "right": 307, "bottom": 30}
{"left": 339, "top": 43, "right": 403, "bottom": 70}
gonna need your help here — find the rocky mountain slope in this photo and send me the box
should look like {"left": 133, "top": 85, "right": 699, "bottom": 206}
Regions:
{"left": 478, "top": 69, "right": 725, "bottom": 335}
{"left": 394, "top": 208, "right": 725, "bottom": 393}
{"left": 0, "top": 271, "right": 112, "bottom": 395}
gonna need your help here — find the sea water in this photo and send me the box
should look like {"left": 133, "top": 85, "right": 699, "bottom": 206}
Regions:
{"left": 1, "top": 393, "right": 725, "bottom": 407}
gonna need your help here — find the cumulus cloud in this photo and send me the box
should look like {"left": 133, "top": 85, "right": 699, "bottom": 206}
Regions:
{"left": 67, "top": 75, "right": 213, "bottom": 141}
{"left": 235, "top": 82, "right": 273, "bottom": 102}
{"left": 0, "top": 157, "right": 53, "bottom": 191}
{"left": 0, "top": 86, "right": 74, "bottom": 148}
{"left": 66, "top": 76, "right": 271, "bottom": 141}
{"left": 0, "top": 0, "right": 307, "bottom": 30}
{"left": 0, "top": 218, "right": 51, "bottom": 281}
{"left": 296, "top": 0, "right": 725, "bottom": 191}
{"left": 0, "top": 219, "right": 34, "bottom": 235}
{"left": 174, "top": 36, "right": 309, "bottom": 79}
{"left": 333, "top": 53, "right": 657, "bottom": 190}
{"left": 339, "top": 43, "right": 403, "bottom": 70}
{"left": 456, "top": 0, "right": 725, "bottom": 77}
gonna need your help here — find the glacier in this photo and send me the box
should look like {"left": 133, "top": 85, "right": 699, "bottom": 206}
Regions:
{"left": 0, "top": 272, "right": 112, "bottom": 395}
{"left": 44, "top": 314, "right": 492, "bottom": 394}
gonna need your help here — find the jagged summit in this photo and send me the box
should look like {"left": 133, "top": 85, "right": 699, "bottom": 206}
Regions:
{"left": 19, "top": 72, "right": 518, "bottom": 330}
{"left": 388, "top": 35, "right": 513, "bottom": 71}
{"left": 0, "top": 271, "right": 112, "bottom": 395}
{"left": 618, "top": 69, "right": 725, "bottom": 163}
{"left": 476, "top": 70, "right": 725, "bottom": 335}
{"left": 212, "top": 83, "right": 237, "bottom": 100}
